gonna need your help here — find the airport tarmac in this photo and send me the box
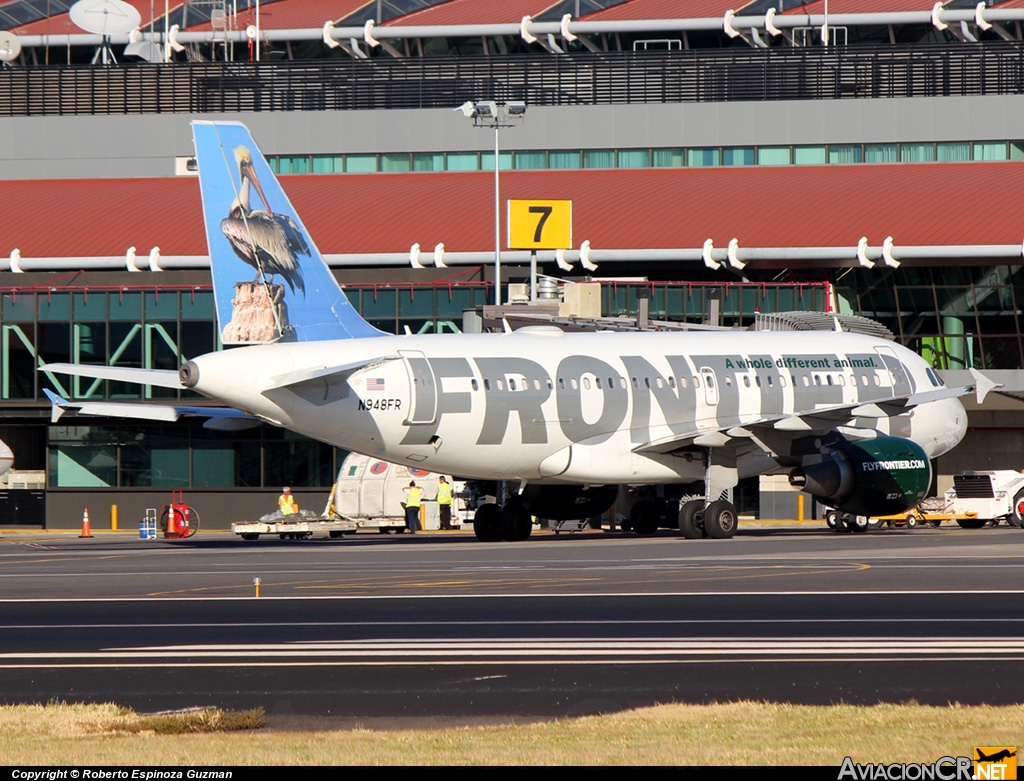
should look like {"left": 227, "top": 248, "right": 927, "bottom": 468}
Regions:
{"left": 1, "top": 524, "right": 1022, "bottom": 717}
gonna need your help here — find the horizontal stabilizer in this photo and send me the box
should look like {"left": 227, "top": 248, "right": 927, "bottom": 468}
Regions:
{"left": 41, "top": 363, "right": 183, "bottom": 389}
{"left": 43, "top": 389, "right": 255, "bottom": 426}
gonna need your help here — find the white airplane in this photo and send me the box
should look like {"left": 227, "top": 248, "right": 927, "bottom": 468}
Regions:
{"left": 43, "top": 121, "right": 985, "bottom": 541}
{"left": 0, "top": 439, "right": 13, "bottom": 478}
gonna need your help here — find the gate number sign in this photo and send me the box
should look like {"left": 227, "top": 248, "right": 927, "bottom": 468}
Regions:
{"left": 507, "top": 199, "right": 573, "bottom": 250}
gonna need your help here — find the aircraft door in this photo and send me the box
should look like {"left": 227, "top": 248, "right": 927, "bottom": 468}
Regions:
{"left": 700, "top": 367, "right": 719, "bottom": 406}
{"left": 874, "top": 346, "right": 912, "bottom": 397}
{"left": 400, "top": 350, "right": 438, "bottom": 425}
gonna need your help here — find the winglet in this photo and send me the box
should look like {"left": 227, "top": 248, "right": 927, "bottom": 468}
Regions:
{"left": 43, "top": 388, "right": 69, "bottom": 423}
{"left": 192, "top": 121, "right": 385, "bottom": 344}
{"left": 969, "top": 368, "right": 1003, "bottom": 405}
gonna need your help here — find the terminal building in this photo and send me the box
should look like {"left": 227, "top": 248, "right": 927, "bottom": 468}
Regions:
{"left": 2, "top": 0, "right": 1024, "bottom": 528}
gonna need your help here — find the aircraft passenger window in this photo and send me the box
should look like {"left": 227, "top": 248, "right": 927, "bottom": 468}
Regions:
{"left": 559, "top": 378, "right": 565, "bottom": 390}
{"left": 497, "top": 379, "right": 505, "bottom": 391}
{"left": 779, "top": 376, "right": 786, "bottom": 387}
{"left": 693, "top": 376, "right": 700, "bottom": 388}
{"left": 509, "top": 379, "right": 516, "bottom": 391}
{"left": 571, "top": 378, "right": 579, "bottom": 390}
{"left": 472, "top": 379, "right": 479, "bottom": 391}
{"left": 620, "top": 378, "right": 627, "bottom": 389}
{"left": 813, "top": 375, "right": 821, "bottom": 385}
{"left": 827, "top": 375, "right": 833, "bottom": 385}
{"left": 668, "top": 376, "right": 675, "bottom": 388}
{"left": 724, "top": 376, "right": 732, "bottom": 387}
{"left": 596, "top": 378, "right": 602, "bottom": 389}
{"left": 644, "top": 377, "right": 651, "bottom": 388}
{"left": 547, "top": 379, "right": 554, "bottom": 389}
{"left": 766, "top": 376, "right": 772, "bottom": 386}
{"left": 706, "top": 376, "right": 715, "bottom": 389}
{"left": 632, "top": 377, "right": 639, "bottom": 389}
{"left": 680, "top": 377, "right": 688, "bottom": 388}
{"left": 484, "top": 379, "right": 490, "bottom": 391}
{"left": 802, "top": 376, "right": 809, "bottom": 387}
{"left": 873, "top": 374, "right": 880, "bottom": 386}
{"left": 839, "top": 375, "right": 846, "bottom": 386}
{"left": 849, "top": 374, "right": 855, "bottom": 385}
{"left": 608, "top": 377, "right": 614, "bottom": 389}
{"left": 656, "top": 377, "right": 664, "bottom": 389}
{"left": 743, "top": 376, "right": 751, "bottom": 388}
{"left": 583, "top": 377, "right": 591, "bottom": 390}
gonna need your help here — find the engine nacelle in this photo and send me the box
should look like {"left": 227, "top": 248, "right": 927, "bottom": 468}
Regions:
{"left": 520, "top": 484, "right": 619, "bottom": 521}
{"left": 790, "top": 436, "right": 932, "bottom": 517}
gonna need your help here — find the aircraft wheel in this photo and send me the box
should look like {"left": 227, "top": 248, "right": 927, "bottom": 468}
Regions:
{"left": 849, "top": 514, "right": 869, "bottom": 533}
{"left": 473, "top": 503, "right": 503, "bottom": 542}
{"left": 499, "top": 499, "right": 532, "bottom": 542}
{"left": 834, "top": 514, "right": 853, "bottom": 534}
{"left": 824, "top": 510, "right": 837, "bottom": 531}
{"left": 678, "top": 500, "right": 705, "bottom": 539}
{"left": 703, "top": 500, "right": 738, "bottom": 539}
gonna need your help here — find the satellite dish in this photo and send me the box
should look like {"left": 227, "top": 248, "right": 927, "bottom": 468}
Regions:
{"left": 0, "top": 31, "right": 22, "bottom": 63}
{"left": 69, "top": 0, "right": 141, "bottom": 36}
{"left": 123, "top": 40, "right": 163, "bottom": 62}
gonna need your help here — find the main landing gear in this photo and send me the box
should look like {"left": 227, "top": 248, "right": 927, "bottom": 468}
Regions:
{"left": 676, "top": 498, "right": 738, "bottom": 539}
{"left": 473, "top": 496, "right": 532, "bottom": 542}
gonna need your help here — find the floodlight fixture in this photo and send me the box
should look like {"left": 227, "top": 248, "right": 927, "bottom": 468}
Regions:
{"left": 455, "top": 100, "right": 475, "bottom": 118}
{"left": 473, "top": 101, "right": 498, "bottom": 118}
{"left": 506, "top": 101, "right": 527, "bottom": 116}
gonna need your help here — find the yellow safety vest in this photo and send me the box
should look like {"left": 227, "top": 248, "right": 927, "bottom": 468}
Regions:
{"left": 406, "top": 487, "right": 422, "bottom": 507}
{"left": 279, "top": 494, "right": 298, "bottom": 515}
{"left": 436, "top": 483, "right": 453, "bottom": 505}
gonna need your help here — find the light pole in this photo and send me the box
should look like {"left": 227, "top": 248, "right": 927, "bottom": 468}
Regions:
{"left": 457, "top": 100, "right": 527, "bottom": 306}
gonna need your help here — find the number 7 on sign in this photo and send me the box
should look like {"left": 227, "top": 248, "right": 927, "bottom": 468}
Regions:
{"left": 507, "top": 199, "right": 573, "bottom": 250}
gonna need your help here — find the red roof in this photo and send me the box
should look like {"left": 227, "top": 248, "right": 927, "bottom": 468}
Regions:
{"left": 383, "top": 0, "right": 560, "bottom": 26}
{"left": 583, "top": 0, "right": 754, "bottom": 21}
{"left": 781, "top": 0, "right": 940, "bottom": 14}
{"left": 2, "top": 162, "right": 1022, "bottom": 259}
{"left": 187, "top": 0, "right": 371, "bottom": 32}
{"left": 10, "top": 0, "right": 172, "bottom": 35}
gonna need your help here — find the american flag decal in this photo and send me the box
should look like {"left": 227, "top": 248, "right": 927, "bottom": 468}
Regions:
{"left": 367, "top": 377, "right": 386, "bottom": 391}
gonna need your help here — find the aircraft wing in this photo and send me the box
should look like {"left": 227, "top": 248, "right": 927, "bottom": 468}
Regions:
{"left": 635, "top": 378, "right": 983, "bottom": 456}
{"left": 43, "top": 390, "right": 259, "bottom": 430}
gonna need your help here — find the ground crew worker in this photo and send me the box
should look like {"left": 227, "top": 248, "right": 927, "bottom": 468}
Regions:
{"left": 436, "top": 476, "right": 453, "bottom": 530}
{"left": 278, "top": 486, "right": 298, "bottom": 516}
{"left": 403, "top": 480, "right": 422, "bottom": 534}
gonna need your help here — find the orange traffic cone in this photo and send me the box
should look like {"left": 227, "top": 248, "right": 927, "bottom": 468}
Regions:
{"left": 79, "top": 508, "right": 92, "bottom": 538}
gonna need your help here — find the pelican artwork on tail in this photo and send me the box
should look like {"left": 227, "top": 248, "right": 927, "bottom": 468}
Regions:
{"left": 220, "top": 145, "right": 308, "bottom": 295}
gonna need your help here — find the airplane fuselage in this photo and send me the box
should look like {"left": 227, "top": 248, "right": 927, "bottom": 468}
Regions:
{"left": 183, "top": 328, "right": 967, "bottom": 485}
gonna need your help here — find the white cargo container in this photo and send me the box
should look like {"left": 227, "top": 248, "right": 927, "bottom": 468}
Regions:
{"left": 326, "top": 453, "right": 466, "bottom": 531}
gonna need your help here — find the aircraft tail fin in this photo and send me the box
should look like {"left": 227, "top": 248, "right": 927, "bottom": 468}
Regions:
{"left": 192, "top": 121, "right": 385, "bottom": 344}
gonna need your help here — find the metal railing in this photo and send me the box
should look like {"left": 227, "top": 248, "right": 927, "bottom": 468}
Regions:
{"left": 2, "top": 42, "right": 1023, "bottom": 116}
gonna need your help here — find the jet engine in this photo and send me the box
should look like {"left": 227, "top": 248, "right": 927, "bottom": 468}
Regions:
{"left": 520, "top": 484, "right": 619, "bottom": 521}
{"left": 789, "top": 436, "right": 932, "bottom": 517}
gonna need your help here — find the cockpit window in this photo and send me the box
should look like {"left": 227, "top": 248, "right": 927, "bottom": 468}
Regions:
{"left": 926, "top": 367, "right": 942, "bottom": 387}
